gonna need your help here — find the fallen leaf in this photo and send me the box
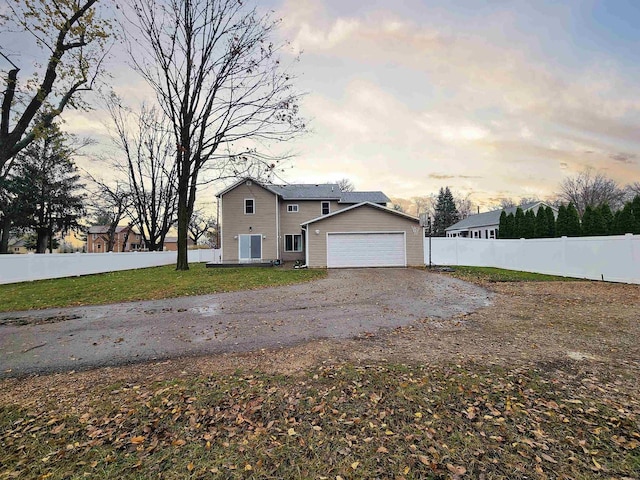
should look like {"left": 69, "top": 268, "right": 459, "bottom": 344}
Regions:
{"left": 130, "top": 436, "right": 145, "bottom": 445}
{"left": 446, "top": 463, "right": 467, "bottom": 475}
{"left": 540, "top": 453, "right": 557, "bottom": 464}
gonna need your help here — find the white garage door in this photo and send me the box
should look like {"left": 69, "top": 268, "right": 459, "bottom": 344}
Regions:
{"left": 327, "top": 232, "right": 406, "bottom": 268}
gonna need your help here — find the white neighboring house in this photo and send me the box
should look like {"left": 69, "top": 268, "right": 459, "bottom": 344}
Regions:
{"left": 445, "top": 201, "right": 557, "bottom": 239}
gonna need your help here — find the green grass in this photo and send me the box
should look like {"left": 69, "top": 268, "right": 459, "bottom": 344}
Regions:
{"left": 1, "top": 362, "right": 637, "bottom": 479}
{"left": 444, "top": 266, "right": 578, "bottom": 283}
{"left": 0, "top": 264, "right": 326, "bottom": 312}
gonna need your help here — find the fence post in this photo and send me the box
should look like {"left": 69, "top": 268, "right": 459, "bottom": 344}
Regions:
{"left": 561, "top": 236, "right": 568, "bottom": 278}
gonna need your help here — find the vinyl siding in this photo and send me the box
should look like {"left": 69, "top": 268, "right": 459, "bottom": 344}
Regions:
{"left": 306, "top": 205, "right": 424, "bottom": 268}
{"left": 279, "top": 200, "right": 341, "bottom": 262}
{"left": 220, "top": 182, "right": 278, "bottom": 261}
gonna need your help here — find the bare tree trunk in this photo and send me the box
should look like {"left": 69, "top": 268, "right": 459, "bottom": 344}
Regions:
{"left": 122, "top": 225, "right": 132, "bottom": 252}
{"left": 36, "top": 229, "right": 48, "bottom": 253}
{"left": 176, "top": 174, "right": 190, "bottom": 270}
{"left": 0, "top": 217, "right": 10, "bottom": 254}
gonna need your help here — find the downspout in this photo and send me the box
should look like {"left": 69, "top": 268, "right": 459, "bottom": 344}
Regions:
{"left": 275, "top": 194, "right": 280, "bottom": 262}
{"left": 218, "top": 196, "right": 223, "bottom": 258}
{"left": 304, "top": 225, "right": 309, "bottom": 267}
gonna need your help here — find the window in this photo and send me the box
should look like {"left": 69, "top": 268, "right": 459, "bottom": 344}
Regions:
{"left": 244, "top": 198, "right": 255, "bottom": 214}
{"left": 321, "top": 201, "right": 330, "bottom": 215}
{"left": 284, "top": 234, "right": 303, "bottom": 252}
{"left": 287, "top": 204, "right": 299, "bottom": 213}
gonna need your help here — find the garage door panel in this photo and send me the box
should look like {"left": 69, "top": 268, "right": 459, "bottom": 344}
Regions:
{"left": 327, "top": 232, "right": 405, "bottom": 268}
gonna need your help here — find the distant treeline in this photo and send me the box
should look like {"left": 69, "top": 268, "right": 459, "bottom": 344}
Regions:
{"left": 498, "top": 196, "right": 640, "bottom": 239}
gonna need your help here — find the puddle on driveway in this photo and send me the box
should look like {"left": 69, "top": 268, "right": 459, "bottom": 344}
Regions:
{"left": 189, "top": 305, "right": 221, "bottom": 317}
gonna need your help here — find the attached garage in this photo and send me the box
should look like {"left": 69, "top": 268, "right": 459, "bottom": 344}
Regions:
{"left": 327, "top": 232, "right": 406, "bottom": 268}
{"left": 302, "top": 202, "right": 424, "bottom": 268}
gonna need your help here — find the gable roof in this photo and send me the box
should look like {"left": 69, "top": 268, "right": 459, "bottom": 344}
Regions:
{"left": 216, "top": 176, "right": 389, "bottom": 203}
{"left": 215, "top": 177, "right": 277, "bottom": 198}
{"left": 338, "top": 191, "right": 390, "bottom": 204}
{"left": 269, "top": 183, "right": 341, "bottom": 200}
{"left": 446, "top": 201, "right": 556, "bottom": 231}
{"left": 87, "top": 225, "right": 133, "bottom": 234}
{"left": 301, "top": 201, "right": 419, "bottom": 226}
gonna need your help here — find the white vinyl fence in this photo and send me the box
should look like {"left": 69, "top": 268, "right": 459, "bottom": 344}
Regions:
{"left": 0, "top": 249, "right": 222, "bottom": 285}
{"left": 425, "top": 234, "right": 640, "bottom": 284}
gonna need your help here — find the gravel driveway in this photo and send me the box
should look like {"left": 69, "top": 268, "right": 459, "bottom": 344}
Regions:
{"left": 0, "top": 269, "right": 490, "bottom": 377}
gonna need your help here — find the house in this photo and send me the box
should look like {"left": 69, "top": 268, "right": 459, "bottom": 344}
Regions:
{"left": 445, "top": 201, "right": 557, "bottom": 239}
{"left": 216, "top": 177, "right": 424, "bottom": 268}
{"left": 86, "top": 225, "right": 145, "bottom": 253}
{"left": 8, "top": 237, "right": 32, "bottom": 254}
{"left": 163, "top": 236, "right": 195, "bottom": 251}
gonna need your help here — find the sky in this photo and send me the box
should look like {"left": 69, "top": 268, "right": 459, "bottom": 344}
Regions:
{"left": 6, "top": 0, "right": 640, "bottom": 213}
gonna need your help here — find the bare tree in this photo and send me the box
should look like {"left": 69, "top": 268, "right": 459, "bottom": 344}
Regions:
{"left": 107, "top": 97, "right": 178, "bottom": 251}
{"left": 86, "top": 177, "right": 132, "bottom": 252}
{"left": 454, "top": 192, "right": 475, "bottom": 218}
{"left": 496, "top": 198, "right": 516, "bottom": 209}
{"left": 336, "top": 178, "right": 355, "bottom": 192}
{"left": 626, "top": 181, "right": 640, "bottom": 199}
{"left": 127, "top": 0, "right": 304, "bottom": 270}
{"left": 0, "top": 0, "right": 112, "bottom": 179}
{"left": 412, "top": 196, "right": 433, "bottom": 217}
{"left": 188, "top": 209, "right": 216, "bottom": 245}
{"left": 559, "top": 168, "right": 626, "bottom": 216}
{"left": 519, "top": 196, "right": 540, "bottom": 206}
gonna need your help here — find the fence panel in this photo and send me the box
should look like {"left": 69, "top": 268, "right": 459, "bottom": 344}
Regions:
{"left": 425, "top": 234, "right": 639, "bottom": 284}
{"left": 0, "top": 249, "right": 222, "bottom": 285}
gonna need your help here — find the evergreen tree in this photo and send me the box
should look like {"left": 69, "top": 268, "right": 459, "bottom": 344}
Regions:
{"left": 8, "top": 123, "right": 86, "bottom": 253}
{"left": 566, "top": 203, "right": 581, "bottom": 236}
{"left": 631, "top": 196, "right": 640, "bottom": 234}
{"left": 505, "top": 213, "right": 516, "bottom": 239}
{"left": 523, "top": 209, "right": 536, "bottom": 238}
{"left": 591, "top": 206, "right": 606, "bottom": 236}
{"left": 535, "top": 207, "right": 548, "bottom": 238}
{"left": 545, "top": 206, "right": 556, "bottom": 237}
{"left": 617, "top": 203, "right": 636, "bottom": 234}
{"left": 582, "top": 205, "right": 595, "bottom": 236}
{"left": 432, "top": 186, "right": 460, "bottom": 236}
{"left": 514, "top": 207, "right": 525, "bottom": 238}
{"left": 598, "top": 203, "right": 614, "bottom": 235}
{"left": 612, "top": 210, "right": 623, "bottom": 235}
{"left": 556, "top": 204, "right": 568, "bottom": 236}
{"left": 498, "top": 211, "right": 507, "bottom": 239}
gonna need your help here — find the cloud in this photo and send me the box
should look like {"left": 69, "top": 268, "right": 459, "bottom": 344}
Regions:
{"left": 610, "top": 152, "right": 637, "bottom": 164}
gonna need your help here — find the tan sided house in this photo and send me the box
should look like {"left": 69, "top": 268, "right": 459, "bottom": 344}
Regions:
{"left": 216, "top": 177, "right": 424, "bottom": 268}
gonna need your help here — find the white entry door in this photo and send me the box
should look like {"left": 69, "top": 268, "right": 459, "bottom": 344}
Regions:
{"left": 327, "top": 232, "right": 405, "bottom": 268}
{"left": 239, "top": 234, "right": 262, "bottom": 262}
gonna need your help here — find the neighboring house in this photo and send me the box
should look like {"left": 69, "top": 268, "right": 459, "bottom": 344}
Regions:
{"left": 8, "top": 238, "right": 32, "bottom": 254}
{"left": 445, "top": 201, "right": 557, "bottom": 239}
{"left": 163, "top": 236, "right": 195, "bottom": 251}
{"left": 86, "top": 225, "right": 145, "bottom": 253}
{"left": 216, "top": 177, "right": 424, "bottom": 268}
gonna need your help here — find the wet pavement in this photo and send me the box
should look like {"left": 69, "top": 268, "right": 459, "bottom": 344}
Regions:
{"left": 0, "top": 269, "right": 491, "bottom": 377}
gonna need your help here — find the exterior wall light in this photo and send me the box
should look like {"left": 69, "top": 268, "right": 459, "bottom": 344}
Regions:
{"left": 315, "top": 229, "right": 320, "bottom": 235}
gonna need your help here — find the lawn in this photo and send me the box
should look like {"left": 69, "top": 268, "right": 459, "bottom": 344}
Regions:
{"left": 0, "top": 264, "right": 326, "bottom": 312}
{"left": 443, "top": 266, "right": 578, "bottom": 283}
{"left": 1, "top": 362, "right": 637, "bottom": 479}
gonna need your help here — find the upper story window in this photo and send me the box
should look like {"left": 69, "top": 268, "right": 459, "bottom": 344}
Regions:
{"left": 245, "top": 198, "right": 255, "bottom": 214}
{"left": 287, "top": 204, "right": 299, "bottom": 213}
{"left": 321, "top": 201, "right": 330, "bottom": 215}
